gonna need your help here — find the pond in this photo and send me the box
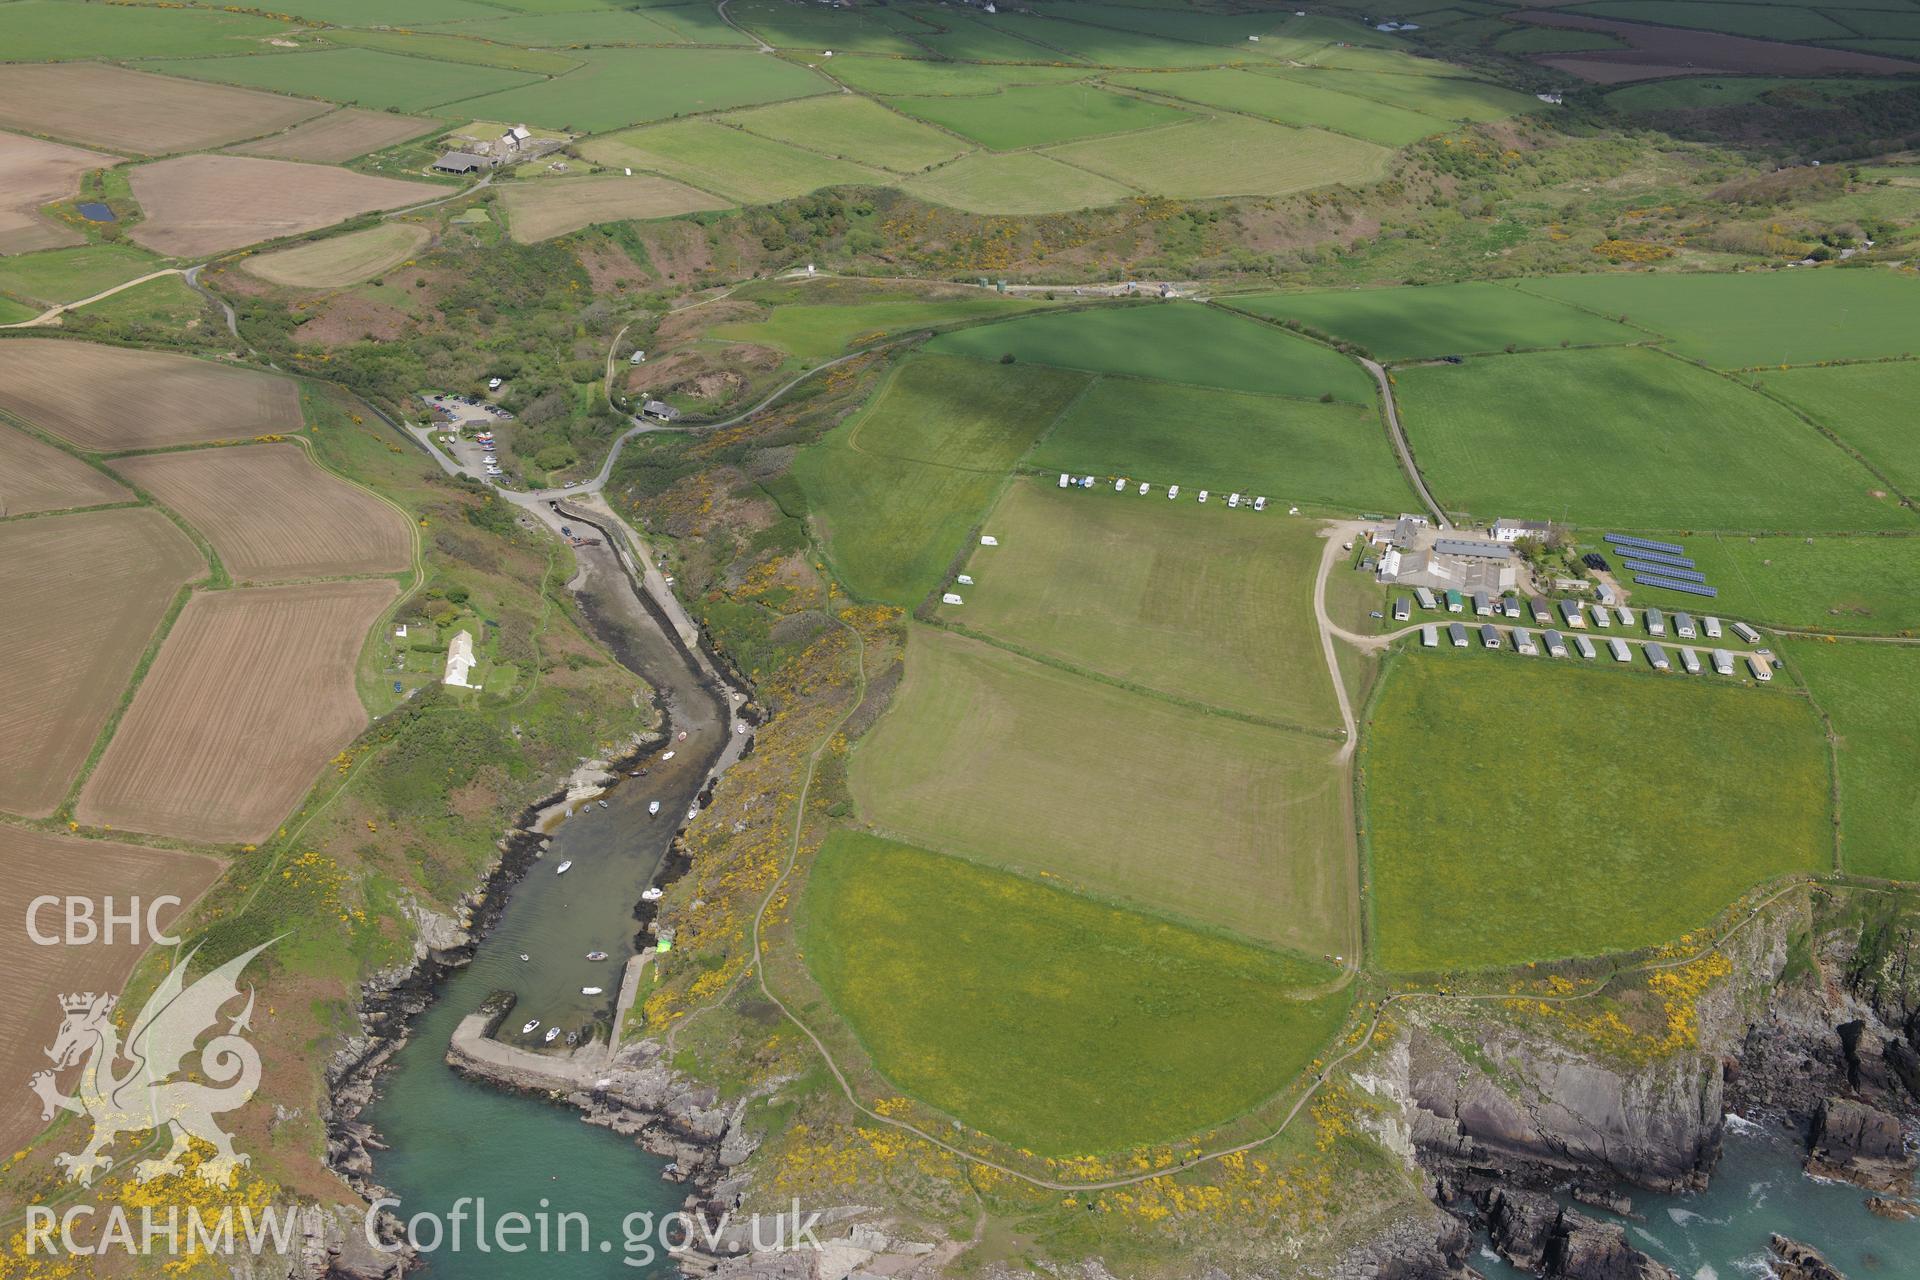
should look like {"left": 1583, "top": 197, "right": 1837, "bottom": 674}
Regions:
{"left": 75, "top": 202, "right": 115, "bottom": 222}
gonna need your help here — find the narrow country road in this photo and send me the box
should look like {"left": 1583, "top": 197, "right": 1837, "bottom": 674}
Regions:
{"left": 1359, "top": 356, "right": 1448, "bottom": 530}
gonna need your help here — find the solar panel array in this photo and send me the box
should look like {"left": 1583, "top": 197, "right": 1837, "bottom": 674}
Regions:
{"left": 1616, "top": 547, "right": 1694, "bottom": 570}
{"left": 1633, "top": 573, "right": 1719, "bottom": 598}
{"left": 1622, "top": 558, "right": 1707, "bottom": 583}
{"left": 1605, "top": 533, "right": 1686, "bottom": 556}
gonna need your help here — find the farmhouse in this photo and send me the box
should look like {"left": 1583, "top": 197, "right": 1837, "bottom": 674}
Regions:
{"left": 1378, "top": 529, "right": 1518, "bottom": 595}
{"left": 641, "top": 399, "right": 682, "bottom": 422}
{"left": 443, "top": 630, "right": 477, "bottom": 687}
{"left": 1492, "top": 517, "right": 1553, "bottom": 543}
{"left": 1366, "top": 513, "right": 1430, "bottom": 549}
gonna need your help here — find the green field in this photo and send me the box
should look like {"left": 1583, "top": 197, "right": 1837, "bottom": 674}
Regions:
{"left": 146, "top": 48, "right": 541, "bottom": 113}
{"left": 1493, "top": 26, "right": 1626, "bottom": 53}
{"left": 1610, "top": 532, "right": 1920, "bottom": 634}
{"left": 0, "top": 296, "right": 37, "bottom": 325}
{"left": 825, "top": 58, "right": 1091, "bottom": 98}
{"left": 929, "top": 303, "right": 1376, "bottom": 402}
{"left": 1227, "top": 282, "right": 1639, "bottom": 360}
{"left": 889, "top": 83, "right": 1192, "bottom": 150}
{"left": 320, "top": 28, "right": 585, "bottom": 75}
{"left": 1250, "top": 65, "right": 1537, "bottom": 123}
{"left": 726, "top": 95, "right": 968, "bottom": 173}
{"left": 1109, "top": 67, "right": 1448, "bottom": 147}
{"left": 1568, "top": 0, "right": 1854, "bottom": 41}
{"left": 449, "top": 48, "right": 831, "bottom": 133}
{"left": 1394, "top": 347, "right": 1907, "bottom": 531}
{"left": 421, "top": 8, "right": 704, "bottom": 46}
{"left": 851, "top": 626, "right": 1352, "bottom": 954}
{"left": 728, "top": 0, "right": 932, "bottom": 54}
{"left": 900, "top": 151, "right": 1135, "bottom": 214}
{"left": 1363, "top": 654, "right": 1832, "bottom": 970}
{"left": 940, "top": 478, "right": 1342, "bottom": 729}
{"left": 711, "top": 295, "right": 1045, "bottom": 360}
{"left": 1605, "top": 77, "right": 1915, "bottom": 113}
{"left": 1026, "top": 376, "right": 1414, "bottom": 512}
{"left": 803, "top": 833, "right": 1352, "bottom": 1154}
{"left": 0, "top": 0, "right": 289, "bottom": 60}
{"left": 1046, "top": 114, "right": 1390, "bottom": 200}
{"left": 910, "top": 16, "right": 1077, "bottom": 61}
{"left": 792, "top": 354, "right": 1089, "bottom": 603}
{"left": 1519, "top": 271, "right": 1920, "bottom": 369}
{"left": 580, "top": 120, "right": 885, "bottom": 204}
{"left": 1788, "top": 640, "right": 1920, "bottom": 882}
{"left": 263, "top": 0, "right": 505, "bottom": 21}
{"left": 1763, "top": 361, "right": 1920, "bottom": 499}
{"left": 971, "top": 10, "right": 1281, "bottom": 66}
{"left": 0, "top": 244, "right": 161, "bottom": 307}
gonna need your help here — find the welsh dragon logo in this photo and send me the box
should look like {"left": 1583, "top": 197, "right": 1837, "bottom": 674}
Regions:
{"left": 30, "top": 940, "right": 273, "bottom": 1187}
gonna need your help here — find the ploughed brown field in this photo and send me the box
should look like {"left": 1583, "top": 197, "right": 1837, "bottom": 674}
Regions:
{"left": 0, "top": 63, "right": 327, "bottom": 156}
{"left": 499, "top": 175, "right": 729, "bottom": 244}
{"left": 225, "top": 108, "right": 441, "bottom": 164}
{"left": 112, "top": 443, "right": 413, "bottom": 582}
{"left": 1517, "top": 10, "right": 1920, "bottom": 79}
{"left": 127, "top": 155, "right": 441, "bottom": 258}
{"left": 0, "top": 827, "right": 221, "bottom": 1155}
{"left": 0, "top": 339, "right": 302, "bottom": 450}
{"left": 0, "top": 129, "right": 121, "bottom": 255}
{"left": 0, "top": 508, "right": 203, "bottom": 817}
{"left": 77, "top": 578, "right": 396, "bottom": 843}
{"left": 0, "top": 421, "right": 129, "bottom": 516}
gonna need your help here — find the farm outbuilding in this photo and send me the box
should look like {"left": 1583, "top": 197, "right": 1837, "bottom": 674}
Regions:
{"left": 433, "top": 152, "right": 487, "bottom": 174}
{"left": 443, "top": 629, "right": 476, "bottom": 687}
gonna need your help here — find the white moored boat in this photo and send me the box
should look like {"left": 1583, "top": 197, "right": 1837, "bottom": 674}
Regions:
{"left": 648, "top": 800, "right": 661, "bottom": 816}
{"left": 522, "top": 1020, "right": 540, "bottom": 1034}
{"left": 555, "top": 860, "right": 573, "bottom": 875}
{"left": 544, "top": 1027, "right": 561, "bottom": 1043}
{"left": 641, "top": 887, "right": 663, "bottom": 902}
{"left": 581, "top": 987, "right": 604, "bottom": 996}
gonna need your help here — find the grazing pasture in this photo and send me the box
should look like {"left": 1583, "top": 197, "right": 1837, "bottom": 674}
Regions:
{"left": 1225, "top": 282, "right": 1638, "bottom": 360}
{"left": 1108, "top": 67, "right": 1448, "bottom": 147}
{"left": 0, "top": 422, "right": 128, "bottom": 516}
{"left": 929, "top": 302, "right": 1374, "bottom": 401}
{"left": 112, "top": 443, "right": 413, "bottom": 582}
{"left": 1393, "top": 347, "right": 1907, "bottom": 531}
{"left": 77, "top": 579, "right": 397, "bottom": 843}
{"left": 709, "top": 295, "right": 1045, "bottom": 360}
{"left": 0, "top": 130, "right": 120, "bottom": 255}
{"left": 244, "top": 224, "right": 432, "bottom": 289}
{"left": 889, "top": 83, "right": 1191, "bottom": 150}
{"left": 0, "top": 340, "right": 302, "bottom": 449}
{"left": 0, "top": 244, "right": 160, "bottom": 306}
{"left": 969, "top": 11, "right": 1266, "bottom": 66}
{"left": 1363, "top": 654, "right": 1831, "bottom": 971}
{"left": 1787, "top": 639, "right": 1920, "bottom": 882}
{"left": 0, "top": 828, "right": 220, "bottom": 1155}
{"left": 255, "top": 0, "right": 504, "bottom": 23}
{"left": 147, "top": 48, "right": 540, "bottom": 114}
{"left": 729, "top": 0, "right": 932, "bottom": 54}
{"left": 0, "top": 0, "right": 288, "bottom": 61}
{"left": 497, "top": 176, "right": 728, "bottom": 243}
{"left": 901, "top": 151, "right": 1134, "bottom": 214}
{"left": 1045, "top": 114, "right": 1390, "bottom": 200}
{"left": 226, "top": 109, "right": 444, "bottom": 164}
{"left": 0, "top": 508, "right": 203, "bottom": 817}
{"left": 579, "top": 122, "right": 886, "bottom": 205}
{"left": 1519, "top": 269, "right": 1920, "bottom": 368}
{"left": 0, "top": 63, "right": 327, "bottom": 155}
{"left": 1522, "top": 11, "right": 1920, "bottom": 79}
{"left": 726, "top": 95, "right": 967, "bottom": 173}
{"left": 1763, "top": 361, "right": 1920, "bottom": 499}
{"left": 1616, "top": 532, "right": 1920, "bottom": 634}
{"left": 943, "top": 479, "right": 1342, "bottom": 729}
{"left": 424, "top": 7, "right": 735, "bottom": 47}
{"left": 850, "top": 626, "right": 1351, "bottom": 954}
{"left": 804, "top": 833, "right": 1350, "bottom": 1155}
{"left": 320, "top": 28, "right": 584, "bottom": 75}
{"left": 1569, "top": 1, "right": 1853, "bottom": 42}
{"left": 449, "top": 48, "right": 830, "bottom": 134}
{"left": 1027, "top": 377, "right": 1414, "bottom": 515}
{"left": 126, "top": 155, "right": 440, "bottom": 257}
{"left": 822, "top": 58, "right": 1090, "bottom": 98}
{"left": 793, "top": 355, "right": 1088, "bottom": 603}
{"left": 1604, "top": 76, "right": 1912, "bottom": 112}
{"left": 1254, "top": 66, "right": 1539, "bottom": 122}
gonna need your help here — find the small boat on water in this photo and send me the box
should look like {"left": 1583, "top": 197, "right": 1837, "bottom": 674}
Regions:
{"left": 598, "top": 799, "right": 609, "bottom": 809}
{"left": 566, "top": 1032, "right": 579, "bottom": 1046}
{"left": 585, "top": 950, "right": 609, "bottom": 961}
{"left": 648, "top": 800, "right": 661, "bottom": 816}
{"left": 555, "top": 860, "right": 573, "bottom": 875}
{"left": 544, "top": 1027, "right": 561, "bottom": 1044}
{"left": 676, "top": 731, "right": 687, "bottom": 742}
{"left": 581, "top": 986, "right": 604, "bottom": 996}
{"left": 687, "top": 804, "right": 699, "bottom": 820}
{"left": 661, "top": 750, "right": 675, "bottom": 761}
{"left": 522, "top": 1019, "right": 540, "bottom": 1034}
{"left": 641, "top": 887, "right": 663, "bottom": 902}
{"left": 519, "top": 953, "right": 530, "bottom": 962}
{"left": 630, "top": 770, "right": 644, "bottom": 778}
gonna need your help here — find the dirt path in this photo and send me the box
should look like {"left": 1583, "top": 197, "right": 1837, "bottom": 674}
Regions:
{"left": 0, "top": 268, "right": 182, "bottom": 329}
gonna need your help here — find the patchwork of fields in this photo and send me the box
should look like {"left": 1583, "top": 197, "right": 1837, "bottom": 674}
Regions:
{"left": 0, "top": 340, "right": 303, "bottom": 449}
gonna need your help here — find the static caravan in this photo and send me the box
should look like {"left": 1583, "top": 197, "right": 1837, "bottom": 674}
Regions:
{"left": 1674, "top": 612, "right": 1697, "bottom": 639}
{"left": 1574, "top": 634, "right": 1597, "bottom": 660}
{"left": 1501, "top": 596, "right": 1522, "bottom": 620}
{"left": 1559, "top": 599, "right": 1586, "bottom": 629}
{"left": 1680, "top": 647, "right": 1701, "bottom": 675}
{"left": 1645, "top": 607, "right": 1666, "bottom": 637}
{"left": 1393, "top": 597, "right": 1411, "bottom": 622}
{"left": 1543, "top": 629, "right": 1568, "bottom": 658}
{"left": 1591, "top": 605, "right": 1612, "bottom": 628}
{"left": 1732, "top": 621, "right": 1762, "bottom": 644}
{"left": 1421, "top": 624, "right": 1438, "bottom": 648}
{"left": 1445, "top": 590, "right": 1465, "bottom": 613}
{"left": 942, "top": 593, "right": 964, "bottom": 605}
{"left": 1449, "top": 622, "right": 1469, "bottom": 648}
{"left": 1618, "top": 606, "right": 1637, "bottom": 629}
{"left": 1058, "top": 473, "right": 1071, "bottom": 488}
{"left": 1646, "top": 643, "right": 1670, "bottom": 671}
{"left": 1749, "top": 654, "right": 1773, "bottom": 682}
{"left": 1712, "top": 648, "right": 1735, "bottom": 675}
{"left": 1609, "top": 637, "right": 1631, "bottom": 662}
{"left": 1414, "top": 586, "right": 1437, "bottom": 610}
{"left": 1514, "top": 628, "right": 1538, "bottom": 656}
{"left": 1703, "top": 616, "right": 1724, "bottom": 639}
{"left": 1596, "top": 581, "right": 1619, "bottom": 605}
{"left": 1528, "top": 597, "right": 1552, "bottom": 624}
{"left": 1473, "top": 591, "right": 1493, "bottom": 617}
{"left": 1480, "top": 623, "right": 1502, "bottom": 649}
